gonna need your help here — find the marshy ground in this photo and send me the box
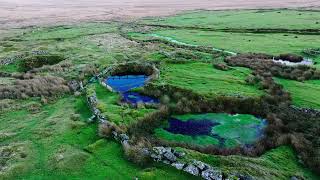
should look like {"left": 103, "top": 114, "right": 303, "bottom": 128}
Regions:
{"left": 0, "top": 7, "right": 320, "bottom": 180}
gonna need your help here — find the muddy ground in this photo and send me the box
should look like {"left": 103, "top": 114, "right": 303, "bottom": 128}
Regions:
{"left": 0, "top": 0, "right": 319, "bottom": 29}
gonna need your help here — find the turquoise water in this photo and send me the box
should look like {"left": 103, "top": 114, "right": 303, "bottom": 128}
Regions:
{"left": 157, "top": 113, "right": 267, "bottom": 148}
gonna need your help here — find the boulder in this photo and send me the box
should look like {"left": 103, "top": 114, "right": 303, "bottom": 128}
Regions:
{"left": 153, "top": 147, "right": 167, "bottom": 155}
{"left": 68, "top": 80, "right": 80, "bottom": 91}
{"left": 192, "top": 160, "right": 208, "bottom": 170}
{"left": 183, "top": 164, "right": 199, "bottom": 176}
{"left": 201, "top": 168, "right": 223, "bottom": 180}
{"left": 163, "top": 151, "right": 177, "bottom": 162}
{"left": 150, "top": 153, "right": 162, "bottom": 161}
{"left": 171, "top": 162, "right": 185, "bottom": 170}
{"left": 119, "top": 134, "right": 129, "bottom": 142}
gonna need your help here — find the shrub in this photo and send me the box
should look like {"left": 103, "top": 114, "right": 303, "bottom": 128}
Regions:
{"left": 98, "top": 122, "right": 116, "bottom": 138}
{"left": 276, "top": 53, "right": 303, "bottom": 62}
{"left": 124, "top": 139, "right": 152, "bottom": 166}
{"left": 213, "top": 63, "right": 230, "bottom": 71}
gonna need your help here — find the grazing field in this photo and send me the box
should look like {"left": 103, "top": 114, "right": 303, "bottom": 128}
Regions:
{"left": 1, "top": 8, "right": 320, "bottom": 180}
{"left": 151, "top": 30, "right": 320, "bottom": 54}
{"left": 158, "top": 62, "right": 263, "bottom": 97}
{"left": 142, "top": 9, "right": 320, "bottom": 30}
{"left": 275, "top": 78, "right": 320, "bottom": 109}
{"left": 0, "top": 96, "right": 196, "bottom": 179}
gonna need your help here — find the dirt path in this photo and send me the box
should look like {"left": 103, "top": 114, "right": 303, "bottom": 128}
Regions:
{"left": 0, "top": 0, "right": 319, "bottom": 28}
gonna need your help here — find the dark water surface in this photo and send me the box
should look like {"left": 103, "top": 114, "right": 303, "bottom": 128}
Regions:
{"left": 106, "top": 75, "right": 147, "bottom": 92}
{"left": 165, "top": 118, "right": 219, "bottom": 136}
{"left": 105, "top": 75, "right": 159, "bottom": 105}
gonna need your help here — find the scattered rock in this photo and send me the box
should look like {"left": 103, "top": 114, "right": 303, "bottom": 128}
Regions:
{"left": 171, "top": 162, "right": 185, "bottom": 170}
{"left": 201, "top": 168, "right": 223, "bottom": 180}
{"left": 119, "top": 134, "right": 129, "bottom": 142}
{"left": 153, "top": 146, "right": 167, "bottom": 155}
{"left": 192, "top": 160, "right": 207, "bottom": 170}
{"left": 183, "top": 164, "right": 199, "bottom": 176}
{"left": 163, "top": 151, "right": 177, "bottom": 162}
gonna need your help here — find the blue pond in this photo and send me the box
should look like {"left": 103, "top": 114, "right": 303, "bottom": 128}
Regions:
{"left": 165, "top": 118, "right": 219, "bottom": 136}
{"left": 105, "top": 75, "right": 159, "bottom": 105}
{"left": 106, "top": 75, "right": 148, "bottom": 93}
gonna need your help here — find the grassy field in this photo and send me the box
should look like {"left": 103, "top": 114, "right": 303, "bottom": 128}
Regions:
{"left": 158, "top": 62, "right": 263, "bottom": 97}
{"left": 275, "top": 78, "right": 320, "bottom": 109}
{"left": 1, "top": 9, "right": 320, "bottom": 179}
{"left": 150, "top": 30, "right": 320, "bottom": 55}
{"left": 155, "top": 113, "right": 266, "bottom": 148}
{"left": 142, "top": 9, "right": 320, "bottom": 30}
{"left": 181, "top": 146, "right": 318, "bottom": 179}
{"left": 0, "top": 96, "right": 197, "bottom": 180}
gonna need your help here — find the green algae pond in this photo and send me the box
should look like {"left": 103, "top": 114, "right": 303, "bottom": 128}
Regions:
{"left": 155, "top": 113, "right": 267, "bottom": 148}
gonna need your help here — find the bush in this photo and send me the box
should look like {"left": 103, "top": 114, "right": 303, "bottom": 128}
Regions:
{"left": 276, "top": 54, "right": 303, "bottom": 62}
{"left": 213, "top": 63, "right": 230, "bottom": 71}
{"left": 124, "top": 138, "right": 152, "bottom": 166}
{"left": 98, "top": 123, "right": 116, "bottom": 138}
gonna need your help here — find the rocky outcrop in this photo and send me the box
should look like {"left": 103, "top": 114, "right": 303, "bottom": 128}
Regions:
{"left": 0, "top": 54, "right": 24, "bottom": 65}
{"left": 184, "top": 164, "right": 199, "bottom": 176}
{"left": 68, "top": 80, "right": 84, "bottom": 92}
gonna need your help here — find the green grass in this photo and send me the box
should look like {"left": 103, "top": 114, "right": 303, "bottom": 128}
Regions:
{"left": 181, "top": 146, "right": 319, "bottom": 179}
{"left": 94, "top": 83, "right": 156, "bottom": 126}
{"left": 159, "top": 62, "right": 263, "bottom": 97}
{"left": 150, "top": 30, "right": 320, "bottom": 54}
{"left": 0, "top": 96, "right": 197, "bottom": 180}
{"left": 155, "top": 113, "right": 266, "bottom": 148}
{"left": 142, "top": 9, "right": 320, "bottom": 30}
{"left": 275, "top": 78, "right": 320, "bottom": 109}
{"left": 21, "top": 23, "right": 118, "bottom": 40}
{"left": 1, "top": 12, "right": 319, "bottom": 179}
